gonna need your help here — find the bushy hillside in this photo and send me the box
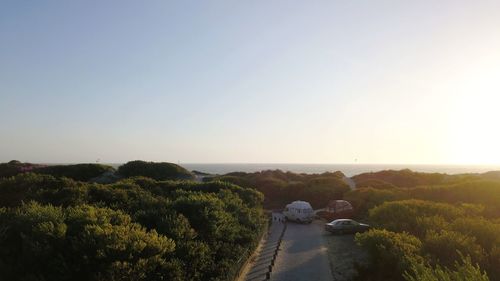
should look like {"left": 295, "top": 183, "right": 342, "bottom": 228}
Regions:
{"left": 0, "top": 173, "right": 265, "bottom": 281}
{"left": 118, "top": 160, "right": 194, "bottom": 181}
{"left": 346, "top": 177, "right": 500, "bottom": 281}
{"left": 209, "top": 170, "right": 349, "bottom": 209}
{"left": 33, "top": 163, "right": 116, "bottom": 182}
{"left": 352, "top": 168, "right": 500, "bottom": 188}
{"left": 352, "top": 169, "right": 446, "bottom": 188}
{"left": 0, "top": 161, "right": 115, "bottom": 182}
{"left": 0, "top": 160, "right": 46, "bottom": 178}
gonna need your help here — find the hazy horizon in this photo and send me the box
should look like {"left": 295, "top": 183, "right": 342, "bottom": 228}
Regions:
{"left": 12, "top": 161, "right": 500, "bottom": 177}
{"left": 2, "top": 1, "right": 500, "bottom": 165}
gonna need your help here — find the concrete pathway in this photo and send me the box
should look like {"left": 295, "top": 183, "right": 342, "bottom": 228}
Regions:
{"left": 240, "top": 214, "right": 286, "bottom": 281}
{"left": 270, "top": 221, "right": 333, "bottom": 281}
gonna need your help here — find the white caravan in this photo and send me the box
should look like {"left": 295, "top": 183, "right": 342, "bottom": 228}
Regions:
{"left": 283, "top": 200, "right": 314, "bottom": 223}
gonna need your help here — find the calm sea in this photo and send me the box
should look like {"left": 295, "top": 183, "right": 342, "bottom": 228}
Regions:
{"left": 176, "top": 164, "right": 500, "bottom": 177}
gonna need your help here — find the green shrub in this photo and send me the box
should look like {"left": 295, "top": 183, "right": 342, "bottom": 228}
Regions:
{"left": 368, "top": 200, "right": 464, "bottom": 236}
{"left": 210, "top": 170, "right": 350, "bottom": 209}
{"left": 450, "top": 217, "right": 500, "bottom": 251}
{"left": 117, "top": 161, "right": 194, "bottom": 181}
{"left": 344, "top": 187, "right": 404, "bottom": 218}
{"left": 355, "top": 229, "right": 423, "bottom": 280}
{"left": 423, "top": 230, "right": 486, "bottom": 268}
{"left": 34, "top": 164, "right": 115, "bottom": 182}
{"left": 0, "top": 202, "right": 175, "bottom": 281}
{"left": 352, "top": 169, "right": 446, "bottom": 188}
{"left": 404, "top": 255, "right": 489, "bottom": 281}
{"left": 0, "top": 172, "right": 266, "bottom": 280}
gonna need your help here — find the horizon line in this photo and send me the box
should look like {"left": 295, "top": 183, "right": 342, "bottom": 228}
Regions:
{"left": 11, "top": 161, "right": 500, "bottom": 167}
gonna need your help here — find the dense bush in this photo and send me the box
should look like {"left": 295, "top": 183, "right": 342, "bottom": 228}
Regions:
{"left": 345, "top": 179, "right": 500, "bottom": 219}
{"left": 0, "top": 202, "right": 175, "bottom": 281}
{"left": 348, "top": 175, "right": 500, "bottom": 281}
{"left": 368, "top": 200, "right": 465, "bottom": 236}
{"left": 33, "top": 163, "right": 116, "bottom": 182}
{"left": 404, "top": 256, "right": 489, "bottom": 281}
{"left": 118, "top": 161, "right": 194, "bottom": 181}
{"left": 355, "top": 179, "right": 397, "bottom": 189}
{"left": 352, "top": 169, "right": 500, "bottom": 189}
{"left": 0, "top": 172, "right": 266, "bottom": 281}
{"left": 352, "top": 169, "right": 446, "bottom": 188}
{"left": 210, "top": 170, "right": 350, "bottom": 209}
{"left": 0, "top": 160, "right": 46, "bottom": 178}
{"left": 355, "top": 229, "right": 423, "bottom": 280}
{"left": 423, "top": 230, "right": 486, "bottom": 267}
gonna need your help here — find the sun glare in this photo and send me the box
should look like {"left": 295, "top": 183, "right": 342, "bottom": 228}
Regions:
{"left": 447, "top": 72, "right": 500, "bottom": 164}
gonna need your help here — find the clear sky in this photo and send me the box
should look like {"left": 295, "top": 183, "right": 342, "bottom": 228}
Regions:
{"left": 1, "top": 1, "right": 500, "bottom": 164}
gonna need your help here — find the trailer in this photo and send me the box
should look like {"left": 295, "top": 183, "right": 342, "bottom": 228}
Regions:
{"left": 283, "top": 200, "right": 314, "bottom": 223}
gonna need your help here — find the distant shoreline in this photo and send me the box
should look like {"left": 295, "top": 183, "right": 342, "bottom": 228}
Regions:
{"left": 26, "top": 163, "right": 500, "bottom": 177}
{"left": 122, "top": 163, "right": 500, "bottom": 177}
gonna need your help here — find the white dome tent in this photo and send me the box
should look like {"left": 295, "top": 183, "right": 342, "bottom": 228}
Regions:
{"left": 283, "top": 200, "right": 314, "bottom": 223}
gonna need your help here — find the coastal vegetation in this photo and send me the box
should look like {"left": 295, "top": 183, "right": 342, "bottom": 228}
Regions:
{"left": 1, "top": 161, "right": 499, "bottom": 281}
{"left": 207, "top": 168, "right": 499, "bottom": 280}
{"left": 346, "top": 175, "right": 500, "bottom": 281}
{"left": 117, "top": 160, "right": 194, "bottom": 181}
{"left": 0, "top": 161, "right": 266, "bottom": 281}
{"left": 208, "top": 170, "right": 349, "bottom": 209}
{"left": 0, "top": 161, "right": 115, "bottom": 182}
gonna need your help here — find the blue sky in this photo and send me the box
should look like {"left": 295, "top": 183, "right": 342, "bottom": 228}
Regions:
{"left": 1, "top": 1, "right": 500, "bottom": 164}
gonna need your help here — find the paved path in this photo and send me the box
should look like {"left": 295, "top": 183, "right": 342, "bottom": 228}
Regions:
{"left": 270, "top": 221, "right": 333, "bottom": 281}
{"left": 240, "top": 215, "right": 286, "bottom": 281}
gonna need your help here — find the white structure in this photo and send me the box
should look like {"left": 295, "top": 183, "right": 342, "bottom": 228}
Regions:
{"left": 283, "top": 200, "right": 314, "bottom": 223}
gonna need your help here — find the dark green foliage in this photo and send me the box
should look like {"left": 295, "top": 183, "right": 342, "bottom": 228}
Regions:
{"left": 0, "top": 173, "right": 90, "bottom": 207}
{"left": 355, "top": 179, "right": 398, "bottom": 189}
{"left": 117, "top": 160, "right": 194, "bottom": 181}
{"left": 404, "top": 255, "right": 490, "bottom": 281}
{"left": 0, "top": 202, "right": 175, "bottom": 281}
{"left": 0, "top": 171, "right": 266, "bottom": 281}
{"left": 210, "top": 169, "right": 350, "bottom": 209}
{"left": 352, "top": 169, "right": 446, "bottom": 188}
{"left": 423, "top": 230, "right": 486, "bottom": 267}
{"left": 345, "top": 179, "right": 500, "bottom": 219}
{"left": 350, "top": 183, "right": 500, "bottom": 281}
{"left": 0, "top": 160, "right": 46, "bottom": 178}
{"left": 355, "top": 229, "right": 423, "bottom": 280}
{"left": 33, "top": 164, "right": 116, "bottom": 182}
{"left": 368, "top": 200, "right": 465, "bottom": 236}
{"left": 344, "top": 187, "right": 404, "bottom": 218}
{"left": 450, "top": 217, "right": 500, "bottom": 252}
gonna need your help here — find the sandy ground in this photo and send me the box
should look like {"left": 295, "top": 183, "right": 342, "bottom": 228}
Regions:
{"left": 324, "top": 232, "right": 369, "bottom": 281}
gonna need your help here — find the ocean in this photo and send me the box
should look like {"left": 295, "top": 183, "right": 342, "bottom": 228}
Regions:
{"left": 178, "top": 163, "right": 500, "bottom": 177}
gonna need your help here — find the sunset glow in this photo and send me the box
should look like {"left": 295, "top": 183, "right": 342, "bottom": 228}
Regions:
{"left": 1, "top": 1, "right": 499, "bottom": 165}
